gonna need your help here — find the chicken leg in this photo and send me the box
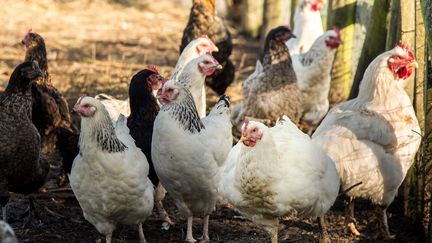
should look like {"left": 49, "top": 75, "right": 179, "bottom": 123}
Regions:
{"left": 22, "top": 197, "right": 42, "bottom": 228}
{"left": 138, "top": 223, "right": 147, "bottom": 243}
{"left": 263, "top": 218, "right": 279, "bottom": 243}
{"left": 199, "top": 215, "right": 210, "bottom": 243}
{"left": 155, "top": 183, "right": 174, "bottom": 230}
{"left": 1, "top": 205, "right": 6, "bottom": 222}
{"left": 186, "top": 216, "right": 196, "bottom": 243}
{"left": 374, "top": 205, "right": 395, "bottom": 240}
{"left": 318, "top": 217, "right": 331, "bottom": 243}
{"left": 344, "top": 196, "right": 360, "bottom": 236}
{"left": 106, "top": 232, "right": 112, "bottom": 243}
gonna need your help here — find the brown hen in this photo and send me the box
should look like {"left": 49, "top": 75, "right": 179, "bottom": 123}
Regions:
{"left": 180, "top": 0, "right": 234, "bottom": 95}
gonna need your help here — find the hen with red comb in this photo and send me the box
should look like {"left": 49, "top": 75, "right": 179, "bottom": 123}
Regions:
{"left": 313, "top": 43, "right": 421, "bottom": 239}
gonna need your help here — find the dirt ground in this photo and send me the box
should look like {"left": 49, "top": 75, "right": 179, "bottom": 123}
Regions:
{"left": 0, "top": 0, "right": 424, "bottom": 242}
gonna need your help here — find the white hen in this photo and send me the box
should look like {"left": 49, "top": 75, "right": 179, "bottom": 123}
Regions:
{"left": 152, "top": 81, "right": 232, "bottom": 242}
{"left": 168, "top": 53, "right": 222, "bottom": 118}
{"left": 286, "top": 0, "right": 324, "bottom": 56}
{"left": 70, "top": 97, "right": 154, "bottom": 243}
{"left": 294, "top": 28, "right": 342, "bottom": 127}
{"left": 223, "top": 116, "right": 339, "bottom": 243}
{"left": 312, "top": 43, "right": 421, "bottom": 239}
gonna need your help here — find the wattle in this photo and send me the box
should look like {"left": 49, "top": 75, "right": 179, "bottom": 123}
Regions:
{"left": 397, "top": 66, "right": 413, "bottom": 80}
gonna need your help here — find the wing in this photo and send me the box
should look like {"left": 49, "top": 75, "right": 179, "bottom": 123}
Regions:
{"left": 313, "top": 103, "right": 397, "bottom": 150}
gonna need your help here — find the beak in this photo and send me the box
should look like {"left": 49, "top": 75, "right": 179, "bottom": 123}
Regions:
{"left": 212, "top": 45, "right": 219, "bottom": 52}
{"left": 336, "top": 39, "right": 343, "bottom": 45}
{"left": 239, "top": 136, "right": 247, "bottom": 142}
{"left": 215, "top": 64, "right": 222, "bottom": 69}
{"left": 409, "top": 61, "right": 419, "bottom": 69}
{"left": 291, "top": 33, "right": 297, "bottom": 39}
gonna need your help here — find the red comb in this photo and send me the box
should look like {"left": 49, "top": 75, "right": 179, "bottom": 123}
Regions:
{"left": 147, "top": 65, "right": 159, "bottom": 74}
{"left": 200, "top": 34, "right": 210, "bottom": 39}
{"left": 27, "top": 28, "right": 32, "bottom": 34}
{"left": 396, "top": 41, "right": 415, "bottom": 60}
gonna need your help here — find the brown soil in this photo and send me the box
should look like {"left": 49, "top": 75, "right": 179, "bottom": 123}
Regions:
{"left": 0, "top": 1, "right": 423, "bottom": 242}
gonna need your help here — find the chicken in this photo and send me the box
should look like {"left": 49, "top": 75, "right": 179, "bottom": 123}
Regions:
{"left": 231, "top": 26, "right": 303, "bottom": 136}
{"left": 312, "top": 43, "right": 421, "bottom": 239}
{"left": 97, "top": 36, "right": 218, "bottom": 121}
{"left": 70, "top": 96, "right": 154, "bottom": 243}
{"left": 0, "top": 61, "right": 49, "bottom": 224}
{"left": 294, "top": 28, "right": 342, "bottom": 128}
{"left": 21, "top": 29, "right": 75, "bottom": 155}
{"left": 286, "top": 0, "right": 324, "bottom": 56}
{"left": 57, "top": 68, "right": 172, "bottom": 229}
{"left": 152, "top": 81, "right": 232, "bottom": 242}
{"left": 0, "top": 220, "right": 17, "bottom": 243}
{"left": 180, "top": 0, "right": 234, "bottom": 95}
{"left": 171, "top": 53, "right": 222, "bottom": 117}
{"left": 126, "top": 68, "right": 173, "bottom": 229}
{"left": 223, "top": 116, "right": 339, "bottom": 243}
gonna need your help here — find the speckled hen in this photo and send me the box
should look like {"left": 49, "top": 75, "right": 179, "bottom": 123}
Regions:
{"left": 231, "top": 26, "right": 303, "bottom": 136}
{"left": 22, "top": 29, "right": 75, "bottom": 155}
{"left": 0, "top": 62, "right": 49, "bottom": 223}
{"left": 152, "top": 81, "right": 232, "bottom": 242}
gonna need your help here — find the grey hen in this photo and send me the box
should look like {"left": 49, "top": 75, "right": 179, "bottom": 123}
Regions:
{"left": 0, "top": 62, "right": 49, "bottom": 223}
{"left": 231, "top": 26, "right": 303, "bottom": 136}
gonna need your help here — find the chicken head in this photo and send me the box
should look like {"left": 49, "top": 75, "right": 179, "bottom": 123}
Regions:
{"left": 157, "top": 82, "right": 181, "bottom": 105}
{"left": 325, "top": 27, "right": 343, "bottom": 49}
{"left": 240, "top": 118, "right": 264, "bottom": 147}
{"left": 198, "top": 54, "right": 222, "bottom": 76}
{"left": 146, "top": 65, "right": 166, "bottom": 91}
{"left": 74, "top": 96, "right": 97, "bottom": 118}
{"left": 388, "top": 42, "right": 418, "bottom": 80}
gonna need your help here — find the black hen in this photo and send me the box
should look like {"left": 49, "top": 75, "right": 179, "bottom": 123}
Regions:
{"left": 22, "top": 29, "right": 75, "bottom": 155}
{"left": 127, "top": 69, "right": 161, "bottom": 186}
{"left": 180, "top": 0, "right": 234, "bottom": 95}
{"left": 0, "top": 61, "right": 49, "bottom": 222}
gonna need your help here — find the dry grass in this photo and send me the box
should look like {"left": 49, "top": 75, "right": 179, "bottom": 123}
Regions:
{"left": 0, "top": 0, "right": 259, "bottom": 110}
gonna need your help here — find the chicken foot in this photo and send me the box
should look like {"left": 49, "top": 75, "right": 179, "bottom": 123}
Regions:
{"left": 344, "top": 196, "right": 360, "bottom": 236}
{"left": 374, "top": 205, "right": 395, "bottom": 240}
{"left": 138, "top": 223, "right": 147, "bottom": 243}
{"left": 186, "top": 216, "right": 197, "bottom": 243}
{"left": 318, "top": 217, "right": 331, "bottom": 243}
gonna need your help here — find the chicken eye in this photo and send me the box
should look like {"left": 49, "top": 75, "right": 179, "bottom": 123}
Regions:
{"left": 203, "top": 61, "right": 210, "bottom": 65}
{"left": 252, "top": 128, "right": 257, "bottom": 133}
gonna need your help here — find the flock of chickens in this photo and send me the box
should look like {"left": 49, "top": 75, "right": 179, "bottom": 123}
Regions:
{"left": 0, "top": 0, "right": 422, "bottom": 242}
